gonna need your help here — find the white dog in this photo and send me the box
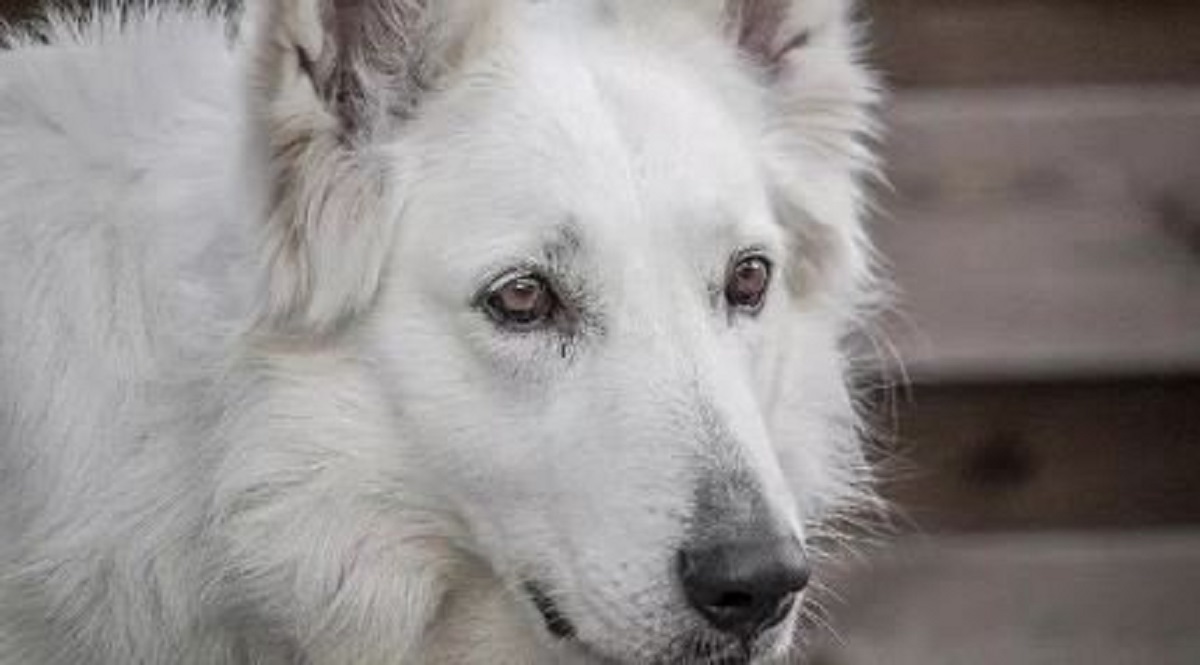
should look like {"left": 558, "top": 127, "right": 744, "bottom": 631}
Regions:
{"left": 0, "top": 1, "right": 879, "bottom": 663}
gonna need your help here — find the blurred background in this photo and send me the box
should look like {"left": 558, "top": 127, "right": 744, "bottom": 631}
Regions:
{"left": 3, "top": 0, "right": 1198, "bottom": 663}
{"left": 819, "top": 1, "right": 1200, "bottom": 664}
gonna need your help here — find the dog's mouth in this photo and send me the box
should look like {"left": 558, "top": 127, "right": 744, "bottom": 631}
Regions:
{"left": 521, "top": 580, "right": 769, "bottom": 665}
{"left": 673, "top": 638, "right": 754, "bottom": 665}
{"left": 523, "top": 580, "right": 577, "bottom": 641}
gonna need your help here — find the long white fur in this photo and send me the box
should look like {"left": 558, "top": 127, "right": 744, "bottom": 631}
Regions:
{"left": 0, "top": 1, "right": 878, "bottom": 663}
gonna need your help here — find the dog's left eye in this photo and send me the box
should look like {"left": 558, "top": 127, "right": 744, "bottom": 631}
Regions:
{"left": 484, "top": 273, "right": 560, "bottom": 330}
{"left": 725, "top": 255, "right": 772, "bottom": 313}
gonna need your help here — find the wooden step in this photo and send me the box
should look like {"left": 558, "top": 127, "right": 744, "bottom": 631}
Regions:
{"left": 875, "top": 88, "right": 1200, "bottom": 382}
{"left": 813, "top": 531, "right": 1200, "bottom": 665}
{"left": 866, "top": 0, "right": 1200, "bottom": 88}
{"left": 871, "top": 376, "right": 1200, "bottom": 532}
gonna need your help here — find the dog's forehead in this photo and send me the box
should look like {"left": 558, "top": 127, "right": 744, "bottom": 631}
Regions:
{"left": 405, "top": 24, "right": 777, "bottom": 254}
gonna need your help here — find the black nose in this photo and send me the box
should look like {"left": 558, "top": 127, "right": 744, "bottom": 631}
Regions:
{"left": 678, "top": 537, "right": 810, "bottom": 640}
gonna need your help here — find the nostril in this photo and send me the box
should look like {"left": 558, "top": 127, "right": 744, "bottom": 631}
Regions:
{"left": 678, "top": 539, "right": 810, "bottom": 640}
{"left": 713, "top": 590, "right": 756, "bottom": 611}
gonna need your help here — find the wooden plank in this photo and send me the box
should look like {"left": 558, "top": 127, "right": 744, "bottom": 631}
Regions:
{"left": 812, "top": 531, "right": 1200, "bottom": 665}
{"left": 866, "top": 0, "right": 1200, "bottom": 88}
{"left": 869, "top": 377, "right": 1200, "bottom": 532}
{"left": 875, "top": 88, "right": 1200, "bottom": 381}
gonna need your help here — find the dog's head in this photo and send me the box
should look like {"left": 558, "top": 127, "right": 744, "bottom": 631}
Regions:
{"left": 244, "top": 1, "right": 876, "bottom": 661}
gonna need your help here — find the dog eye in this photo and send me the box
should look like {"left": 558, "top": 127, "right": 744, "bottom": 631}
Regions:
{"left": 726, "top": 255, "right": 772, "bottom": 313}
{"left": 484, "top": 273, "right": 559, "bottom": 329}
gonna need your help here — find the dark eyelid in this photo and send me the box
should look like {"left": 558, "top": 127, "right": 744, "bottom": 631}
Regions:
{"left": 474, "top": 263, "right": 591, "bottom": 327}
{"left": 731, "top": 244, "right": 772, "bottom": 263}
{"left": 474, "top": 263, "right": 550, "bottom": 306}
{"left": 727, "top": 246, "right": 775, "bottom": 283}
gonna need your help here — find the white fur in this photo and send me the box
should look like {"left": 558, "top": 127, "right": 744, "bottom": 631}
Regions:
{"left": 0, "top": 1, "right": 879, "bottom": 663}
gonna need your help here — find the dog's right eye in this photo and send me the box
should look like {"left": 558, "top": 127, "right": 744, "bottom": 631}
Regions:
{"left": 483, "top": 273, "right": 560, "bottom": 330}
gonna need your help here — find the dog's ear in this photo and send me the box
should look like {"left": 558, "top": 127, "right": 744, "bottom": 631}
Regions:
{"left": 725, "top": 0, "right": 878, "bottom": 308}
{"left": 247, "top": 0, "right": 490, "bottom": 336}
{"left": 725, "top": 0, "right": 846, "bottom": 70}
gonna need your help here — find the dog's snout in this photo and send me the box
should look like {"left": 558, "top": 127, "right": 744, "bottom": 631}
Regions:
{"left": 677, "top": 537, "right": 809, "bottom": 640}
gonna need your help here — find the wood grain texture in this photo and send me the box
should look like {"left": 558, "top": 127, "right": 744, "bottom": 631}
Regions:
{"left": 876, "top": 88, "right": 1200, "bottom": 381}
{"left": 813, "top": 531, "right": 1200, "bottom": 665}
{"left": 872, "top": 377, "right": 1200, "bottom": 532}
{"left": 866, "top": 0, "right": 1200, "bottom": 88}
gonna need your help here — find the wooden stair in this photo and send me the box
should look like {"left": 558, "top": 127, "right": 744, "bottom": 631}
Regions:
{"left": 813, "top": 531, "right": 1200, "bottom": 665}
{"left": 876, "top": 87, "right": 1200, "bottom": 382}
